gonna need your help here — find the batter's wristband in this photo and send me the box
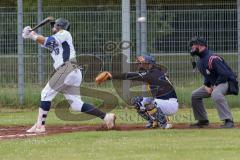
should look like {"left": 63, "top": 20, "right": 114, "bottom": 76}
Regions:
{"left": 30, "top": 34, "right": 38, "bottom": 41}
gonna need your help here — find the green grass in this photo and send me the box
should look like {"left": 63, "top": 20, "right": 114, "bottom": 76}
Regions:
{"left": 1, "top": 130, "right": 240, "bottom": 160}
{"left": 1, "top": 108, "right": 240, "bottom": 125}
{"left": 0, "top": 85, "right": 239, "bottom": 108}
{"left": 1, "top": 108, "right": 240, "bottom": 126}
{"left": 1, "top": 109, "right": 240, "bottom": 160}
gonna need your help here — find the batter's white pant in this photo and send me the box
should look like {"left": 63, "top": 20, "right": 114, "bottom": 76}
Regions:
{"left": 141, "top": 97, "right": 179, "bottom": 115}
{"left": 41, "top": 62, "right": 84, "bottom": 111}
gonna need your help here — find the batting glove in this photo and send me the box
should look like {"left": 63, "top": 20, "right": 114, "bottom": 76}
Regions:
{"left": 22, "top": 26, "right": 31, "bottom": 38}
{"left": 22, "top": 26, "right": 38, "bottom": 41}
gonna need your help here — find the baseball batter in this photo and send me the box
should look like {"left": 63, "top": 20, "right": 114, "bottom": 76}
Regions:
{"left": 22, "top": 18, "right": 116, "bottom": 133}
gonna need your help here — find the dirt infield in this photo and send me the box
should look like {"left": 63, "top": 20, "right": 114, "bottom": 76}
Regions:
{"left": 0, "top": 123, "right": 240, "bottom": 140}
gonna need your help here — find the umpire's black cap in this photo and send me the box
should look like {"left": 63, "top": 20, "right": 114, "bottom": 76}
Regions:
{"left": 189, "top": 36, "right": 207, "bottom": 47}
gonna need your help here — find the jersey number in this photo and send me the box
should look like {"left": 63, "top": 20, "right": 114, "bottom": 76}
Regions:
{"left": 53, "top": 48, "right": 60, "bottom": 55}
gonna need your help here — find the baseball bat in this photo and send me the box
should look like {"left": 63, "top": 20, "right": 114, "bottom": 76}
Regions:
{"left": 30, "top": 16, "right": 54, "bottom": 31}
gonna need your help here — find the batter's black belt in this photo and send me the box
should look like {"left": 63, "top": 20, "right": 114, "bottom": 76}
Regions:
{"left": 52, "top": 61, "right": 82, "bottom": 76}
{"left": 56, "top": 61, "right": 82, "bottom": 71}
{"left": 60, "top": 61, "right": 77, "bottom": 67}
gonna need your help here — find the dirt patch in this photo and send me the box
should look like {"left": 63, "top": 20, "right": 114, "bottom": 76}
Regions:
{"left": 0, "top": 123, "right": 240, "bottom": 140}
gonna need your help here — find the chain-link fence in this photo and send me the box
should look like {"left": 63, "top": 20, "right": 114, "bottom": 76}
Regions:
{"left": 0, "top": 1, "right": 239, "bottom": 107}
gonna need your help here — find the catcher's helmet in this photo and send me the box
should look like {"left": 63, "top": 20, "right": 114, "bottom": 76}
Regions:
{"left": 189, "top": 36, "right": 207, "bottom": 47}
{"left": 136, "top": 55, "right": 156, "bottom": 64}
{"left": 50, "top": 18, "right": 70, "bottom": 31}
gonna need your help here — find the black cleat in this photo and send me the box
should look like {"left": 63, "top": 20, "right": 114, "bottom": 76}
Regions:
{"left": 190, "top": 120, "right": 209, "bottom": 128}
{"left": 220, "top": 119, "right": 234, "bottom": 129}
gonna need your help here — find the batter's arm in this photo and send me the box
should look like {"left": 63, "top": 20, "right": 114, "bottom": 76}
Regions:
{"left": 31, "top": 34, "right": 46, "bottom": 45}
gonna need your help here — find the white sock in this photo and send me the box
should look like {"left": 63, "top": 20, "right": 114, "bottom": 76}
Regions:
{"left": 37, "top": 108, "right": 48, "bottom": 126}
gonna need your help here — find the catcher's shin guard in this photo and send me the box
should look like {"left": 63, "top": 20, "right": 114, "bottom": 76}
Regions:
{"left": 137, "top": 110, "right": 151, "bottom": 121}
{"left": 132, "top": 97, "right": 159, "bottom": 128}
{"left": 144, "top": 108, "right": 158, "bottom": 128}
{"left": 155, "top": 108, "right": 168, "bottom": 128}
{"left": 132, "top": 97, "right": 151, "bottom": 121}
{"left": 145, "top": 105, "right": 167, "bottom": 128}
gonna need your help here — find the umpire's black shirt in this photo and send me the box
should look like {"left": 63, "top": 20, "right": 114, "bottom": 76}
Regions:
{"left": 197, "top": 49, "right": 236, "bottom": 87}
{"left": 112, "top": 67, "right": 177, "bottom": 100}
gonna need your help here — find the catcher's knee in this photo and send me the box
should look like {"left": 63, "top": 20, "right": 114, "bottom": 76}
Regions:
{"left": 131, "top": 96, "right": 143, "bottom": 109}
{"left": 145, "top": 103, "right": 167, "bottom": 127}
{"left": 137, "top": 110, "right": 151, "bottom": 121}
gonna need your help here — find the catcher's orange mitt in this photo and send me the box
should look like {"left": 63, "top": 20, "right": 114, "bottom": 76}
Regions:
{"left": 95, "top": 71, "right": 112, "bottom": 85}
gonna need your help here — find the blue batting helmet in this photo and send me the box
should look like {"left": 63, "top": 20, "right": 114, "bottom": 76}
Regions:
{"left": 136, "top": 55, "right": 156, "bottom": 64}
{"left": 50, "top": 18, "right": 70, "bottom": 31}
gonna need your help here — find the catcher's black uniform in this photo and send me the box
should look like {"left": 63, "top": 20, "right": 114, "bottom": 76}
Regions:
{"left": 112, "top": 67, "right": 177, "bottom": 100}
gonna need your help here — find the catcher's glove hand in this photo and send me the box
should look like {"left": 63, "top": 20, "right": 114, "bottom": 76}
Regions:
{"left": 95, "top": 71, "right": 112, "bottom": 85}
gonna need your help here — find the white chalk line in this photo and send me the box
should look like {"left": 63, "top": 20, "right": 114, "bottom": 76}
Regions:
{"left": 0, "top": 133, "right": 37, "bottom": 139}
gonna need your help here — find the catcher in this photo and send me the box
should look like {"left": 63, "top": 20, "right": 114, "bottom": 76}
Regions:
{"left": 96, "top": 55, "right": 179, "bottom": 129}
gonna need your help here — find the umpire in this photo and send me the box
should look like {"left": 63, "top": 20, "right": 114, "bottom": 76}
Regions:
{"left": 189, "top": 36, "right": 239, "bottom": 128}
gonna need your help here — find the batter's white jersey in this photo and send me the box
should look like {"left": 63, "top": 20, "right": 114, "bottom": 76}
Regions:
{"left": 41, "top": 30, "right": 84, "bottom": 111}
{"left": 44, "top": 30, "right": 76, "bottom": 69}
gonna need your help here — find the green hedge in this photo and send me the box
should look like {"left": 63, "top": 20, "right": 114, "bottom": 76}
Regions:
{"left": 0, "top": 84, "right": 239, "bottom": 108}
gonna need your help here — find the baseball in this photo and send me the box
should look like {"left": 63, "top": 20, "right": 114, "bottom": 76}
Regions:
{"left": 137, "top": 16, "right": 146, "bottom": 22}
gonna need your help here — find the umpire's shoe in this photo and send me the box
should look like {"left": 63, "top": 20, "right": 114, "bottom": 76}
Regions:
{"left": 189, "top": 120, "right": 209, "bottom": 128}
{"left": 104, "top": 113, "right": 116, "bottom": 129}
{"left": 220, "top": 119, "right": 234, "bottom": 129}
